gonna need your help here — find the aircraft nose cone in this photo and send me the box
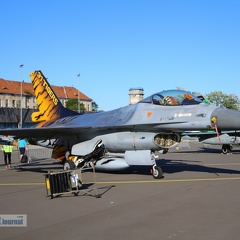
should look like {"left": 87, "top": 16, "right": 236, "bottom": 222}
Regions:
{"left": 211, "top": 108, "right": 240, "bottom": 130}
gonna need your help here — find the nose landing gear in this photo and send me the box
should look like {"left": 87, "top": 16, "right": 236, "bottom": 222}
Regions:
{"left": 151, "top": 152, "right": 163, "bottom": 179}
{"left": 222, "top": 144, "right": 232, "bottom": 154}
{"left": 152, "top": 165, "right": 163, "bottom": 179}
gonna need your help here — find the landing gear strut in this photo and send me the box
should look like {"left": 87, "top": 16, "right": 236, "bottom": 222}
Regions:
{"left": 151, "top": 152, "right": 163, "bottom": 179}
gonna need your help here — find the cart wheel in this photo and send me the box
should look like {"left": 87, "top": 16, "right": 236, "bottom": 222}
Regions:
{"left": 73, "top": 192, "right": 79, "bottom": 196}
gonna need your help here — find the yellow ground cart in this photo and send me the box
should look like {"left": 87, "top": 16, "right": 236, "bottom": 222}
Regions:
{"left": 45, "top": 168, "right": 100, "bottom": 199}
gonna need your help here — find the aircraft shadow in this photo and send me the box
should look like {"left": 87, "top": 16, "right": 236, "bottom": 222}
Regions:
{"left": 11, "top": 160, "right": 63, "bottom": 173}
{"left": 5, "top": 156, "right": 240, "bottom": 178}
{"left": 159, "top": 158, "right": 240, "bottom": 175}
{"left": 120, "top": 158, "right": 240, "bottom": 177}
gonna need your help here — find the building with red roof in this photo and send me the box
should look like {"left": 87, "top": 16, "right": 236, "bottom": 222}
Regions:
{"left": 0, "top": 78, "right": 92, "bottom": 111}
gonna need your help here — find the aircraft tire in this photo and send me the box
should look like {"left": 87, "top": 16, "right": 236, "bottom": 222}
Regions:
{"left": 222, "top": 145, "right": 231, "bottom": 154}
{"left": 152, "top": 166, "right": 163, "bottom": 179}
{"left": 222, "top": 148, "right": 228, "bottom": 154}
{"left": 63, "top": 160, "right": 76, "bottom": 170}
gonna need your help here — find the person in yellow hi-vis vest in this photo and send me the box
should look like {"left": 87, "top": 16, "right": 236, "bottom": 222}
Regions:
{"left": 2, "top": 142, "right": 13, "bottom": 169}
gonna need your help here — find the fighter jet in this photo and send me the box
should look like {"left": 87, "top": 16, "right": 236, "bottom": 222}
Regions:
{"left": 1, "top": 70, "right": 240, "bottom": 178}
{"left": 183, "top": 130, "right": 240, "bottom": 154}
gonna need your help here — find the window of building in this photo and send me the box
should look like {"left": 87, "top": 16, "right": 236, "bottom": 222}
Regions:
{"left": 12, "top": 100, "right": 15, "bottom": 107}
{"left": 5, "top": 99, "right": 8, "bottom": 107}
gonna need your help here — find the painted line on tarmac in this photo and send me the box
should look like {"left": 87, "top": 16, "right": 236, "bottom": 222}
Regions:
{"left": 87, "top": 177, "right": 240, "bottom": 185}
{"left": 1, "top": 177, "right": 240, "bottom": 186}
{"left": 162, "top": 163, "right": 240, "bottom": 167}
{"left": 0, "top": 183, "right": 44, "bottom": 186}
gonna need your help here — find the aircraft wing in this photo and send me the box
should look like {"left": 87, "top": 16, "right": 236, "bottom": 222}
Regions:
{"left": 0, "top": 126, "right": 92, "bottom": 139}
{"left": 0, "top": 121, "right": 177, "bottom": 139}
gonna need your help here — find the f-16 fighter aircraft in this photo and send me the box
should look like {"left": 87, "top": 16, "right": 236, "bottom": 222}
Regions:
{"left": 183, "top": 130, "right": 240, "bottom": 154}
{"left": 1, "top": 70, "right": 240, "bottom": 178}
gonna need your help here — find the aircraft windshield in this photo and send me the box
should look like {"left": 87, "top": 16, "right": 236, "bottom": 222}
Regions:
{"left": 139, "top": 89, "right": 203, "bottom": 106}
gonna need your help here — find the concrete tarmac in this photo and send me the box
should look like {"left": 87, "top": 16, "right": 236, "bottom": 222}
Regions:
{"left": 1, "top": 142, "right": 240, "bottom": 240}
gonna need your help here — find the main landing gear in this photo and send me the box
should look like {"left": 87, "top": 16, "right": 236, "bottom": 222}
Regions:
{"left": 63, "top": 152, "right": 164, "bottom": 179}
{"left": 63, "top": 155, "right": 86, "bottom": 170}
{"left": 63, "top": 160, "right": 76, "bottom": 170}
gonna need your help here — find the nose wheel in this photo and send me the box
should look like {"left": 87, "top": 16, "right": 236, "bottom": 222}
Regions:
{"left": 222, "top": 144, "right": 232, "bottom": 154}
{"left": 152, "top": 165, "right": 163, "bottom": 179}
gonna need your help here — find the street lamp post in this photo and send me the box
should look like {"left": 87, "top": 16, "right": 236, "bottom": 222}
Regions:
{"left": 77, "top": 74, "right": 80, "bottom": 113}
{"left": 19, "top": 64, "right": 24, "bottom": 128}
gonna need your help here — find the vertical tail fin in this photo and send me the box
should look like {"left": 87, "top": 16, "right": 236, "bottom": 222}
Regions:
{"left": 30, "top": 70, "right": 79, "bottom": 123}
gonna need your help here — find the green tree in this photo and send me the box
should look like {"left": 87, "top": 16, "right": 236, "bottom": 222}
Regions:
{"left": 65, "top": 99, "right": 86, "bottom": 111}
{"left": 206, "top": 91, "right": 240, "bottom": 110}
{"left": 92, "top": 101, "right": 99, "bottom": 111}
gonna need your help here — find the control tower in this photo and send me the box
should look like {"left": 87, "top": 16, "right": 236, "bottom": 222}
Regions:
{"left": 129, "top": 88, "right": 144, "bottom": 105}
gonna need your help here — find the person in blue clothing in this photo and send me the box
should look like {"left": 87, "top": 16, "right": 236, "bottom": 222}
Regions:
{"left": 18, "top": 138, "right": 28, "bottom": 161}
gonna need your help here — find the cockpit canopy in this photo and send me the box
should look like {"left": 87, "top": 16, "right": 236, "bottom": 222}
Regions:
{"left": 139, "top": 89, "right": 203, "bottom": 106}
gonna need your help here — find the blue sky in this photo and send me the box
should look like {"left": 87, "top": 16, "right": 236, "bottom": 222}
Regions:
{"left": 1, "top": 0, "right": 240, "bottom": 111}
